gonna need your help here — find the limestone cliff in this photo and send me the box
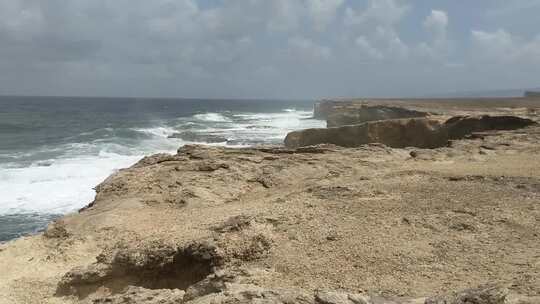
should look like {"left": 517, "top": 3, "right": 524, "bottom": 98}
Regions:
{"left": 1, "top": 101, "right": 540, "bottom": 304}
{"left": 285, "top": 115, "right": 536, "bottom": 149}
{"left": 326, "top": 105, "right": 429, "bottom": 128}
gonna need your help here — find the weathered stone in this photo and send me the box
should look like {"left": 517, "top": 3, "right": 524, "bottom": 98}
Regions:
{"left": 425, "top": 285, "right": 507, "bottom": 304}
{"left": 285, "top": 118, "right": 445, "bottom": 149}
{"left": 327, "top": 105, "right": 429, "bottom": 128}
{"left": 92, "top": 286, "right": 185, "bottom": 304}
{"left": 213, "top": 215, "right": 253, "bottom": 233}
{"left": 285, "top": 115, "right": 536, "bottom": 149}
{"left": 316, "top": 291, "right": 352, "bottom": 304}
{"left": 43, "top": 220, "right": 70, "bottom": 239}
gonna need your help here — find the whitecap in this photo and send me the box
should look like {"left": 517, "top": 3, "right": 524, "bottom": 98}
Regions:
{"left": 193, "top": 113, "right": 232, "bottom": 122}
{"left": 0, "top": 152, "right": 143, "bottom": 215}
{"left": 132, "top": 126, "right": 177, "bottom": 138}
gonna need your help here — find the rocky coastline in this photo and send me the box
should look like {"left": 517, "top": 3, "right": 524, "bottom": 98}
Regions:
{"left": 1, "top": 98, "right": 540, "bottom": 304}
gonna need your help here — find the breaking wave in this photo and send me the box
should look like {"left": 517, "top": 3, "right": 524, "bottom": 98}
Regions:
{"left": 0, "top": 108, "right": 323, "bottom": 216}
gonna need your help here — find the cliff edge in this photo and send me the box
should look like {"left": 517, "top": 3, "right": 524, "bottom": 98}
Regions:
{"left": 1, "top": 101, "right": 540, "bottom": 303}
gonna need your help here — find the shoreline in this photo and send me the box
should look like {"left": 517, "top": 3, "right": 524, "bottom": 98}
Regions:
{"left": 1, "top": 98, "right": 540, "bottom": 303}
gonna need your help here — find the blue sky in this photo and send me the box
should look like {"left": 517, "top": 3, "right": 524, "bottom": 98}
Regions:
{"left": 0, "top": 0, "right": 539, "bottom": 98}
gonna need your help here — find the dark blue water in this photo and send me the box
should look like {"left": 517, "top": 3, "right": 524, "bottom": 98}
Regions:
{"left": 0, "top": 96, "right": 324, "bottom": 242}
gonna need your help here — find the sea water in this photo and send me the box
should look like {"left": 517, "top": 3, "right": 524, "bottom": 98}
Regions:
{"left": 0, "top": 96, "right": 324, "bottom": 241}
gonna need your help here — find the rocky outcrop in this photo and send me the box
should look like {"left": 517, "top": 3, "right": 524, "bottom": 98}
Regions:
{"left": 313, "top": 100, "right": 431, "bottom": 126}
{"left": 285, "top": 115, "right": 536, "bottom": 149}
{"left": 444, "top": 115, "right": 537, "bottom": 139}
{"left": 285, "top": 118, "right": 446, "bottom": 149}
{"left": 56, "top": 241, "right": 220, "bottom": 298}
{"left": 68, "top": 278, "right": 540, "bottom": 304}
{"left": 2, "top": 108, "right": 540, "bottom": 303}
{"left": 327, "top": 105, "right": 430, "bottom": 127}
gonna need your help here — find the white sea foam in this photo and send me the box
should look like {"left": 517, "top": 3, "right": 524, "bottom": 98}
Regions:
{"left": 133, "top": 126, "right": 177, "bottom": 138}
{"left": 193, "top": 113, "right": 232, "bottom": 122}
{"left": 229, "top": 109, "right": 323, "bottom": 140}
{"left": 0, "top": 137, "right": 180, "bottom": 215}
{"left": 0, "top": 109, "right": 323, "bottom": 216}
{"left": 0, "top": 152, "right": 142, "bottom": 215}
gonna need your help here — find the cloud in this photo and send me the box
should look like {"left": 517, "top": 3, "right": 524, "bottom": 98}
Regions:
{"left": 287, "top": 36, "right": 332, "bottom": 61}
{"left": 355, "top": 36, "right": 383, "bottom": 60}
{"left": 486, "top": 0, "right": 540, "bottom": 18}
{"left": 266, "top": 0, "right": 303, "bottom": 32}
{"left": 424, "top": 10, "right": 448, "bottom": 40}
{"left": 416, "top": 10, "right": 450, "bottom": 61}
{"left": 344, "top": 0, "right": 409, "bottom": 27}
{"left": 471, "top": 29, "right": 540, "bottom": 64}
{"left": 0, "top": 1, "right": 44, "bottom": 38}
{"left": 471, "top": 29, "right": 514, "bottom": 61}
{"left": 343, "top": 0, "right": 410, "bottom": 62}
{"left": 0, "top": 0, "right": 539, "bottom": 98}
{"left": 306, "top": 0, "right": 345, "bottom": 31}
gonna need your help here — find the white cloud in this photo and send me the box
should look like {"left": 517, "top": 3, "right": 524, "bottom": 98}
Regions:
{"left": 342, "top": 0, "right": 410, "bottom": 62}
{"left": 288, "top": 36, "right": 332, "bottom": 61}
{"left": 344, "top": 0, "right": 409, "bottom": 27}
{"left": 1, "top": 0, "right": 540, "bottom": 98}
{"left": 471, "top": 29, "right": 540, "bottom": 64}
{"left": 472, "top": 29, "right": 513, "bottom": 50}
{"left": 266, "top": 0, "right": 303, "bottom": 32}
{"left": 417, "top": 10, "right": 450, "bottom": 60}
{"left": 486, "top": 0, "right": 540, "bottom": 18}
{"left": 355, "top": 36, "right": 383, "bottom": 60}
{"left": 471, "top": 29, "right": 515, "bottom": 62}
{"left": 0, "top": 1, "right": 44, "bottom": 37}
{"left": 306, "top": 0, "right": 344, "bottom": 31}
{"left": 424, "top": 10, "right": 448, "bottom": 40}
{"left": 374, "top": 26, "right": 409, "bottom": 59}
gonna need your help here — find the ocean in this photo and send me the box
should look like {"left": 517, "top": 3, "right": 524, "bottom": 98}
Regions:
{"left": 0, "top": 96, "right": 324, "bottom": 242}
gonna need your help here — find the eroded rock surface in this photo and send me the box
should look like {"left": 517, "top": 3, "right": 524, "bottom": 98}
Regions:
{"left": 285, "top": 118, "right": 445, "bottom": 149}
{"left": 285, "top": 115, "right": 536, "bottom": 149}
{"left": 1, "top": 103, "right": 540, "bottom": 303}
{"left": 326, "top": 105, "right": 430, "bottom": 128}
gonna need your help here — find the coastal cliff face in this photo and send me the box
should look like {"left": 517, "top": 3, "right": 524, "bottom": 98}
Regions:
{"left": 285, "top": 118, "right": 446, "bottom": 149}
{"left": 1, "top": 101, "right": 540, "bottom": 303}
{"left": 326, "top": 105, "right": 430, "bottom": 128}
{"left": 313, "top": 97, "right": 540, "bottom": 124}
{"left": 285, "top": 115, "right": 537, "bottom": 149}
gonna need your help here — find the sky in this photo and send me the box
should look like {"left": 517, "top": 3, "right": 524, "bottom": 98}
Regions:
{"left": 0, "top": 0, "right": 539, "bottom": 99}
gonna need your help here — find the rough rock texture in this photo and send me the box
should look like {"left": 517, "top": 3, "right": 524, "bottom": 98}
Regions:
{"left": 326, "top": 105, "right": 429, "bottom": 128}
{"left": 313, "top": 98, "right": 540, "bottom": 121}
{"left": 424, "top": 285, "right": 507, "bottom": 304}
{"left": 285, "top": 115, "right": 536, "bottom": 149}
{"left": 285, "top": 118, "right": 446, "bottom": 149}
{"left": 444, "top": 115, "right": 536, "bottom": 139}
{"left": 1, "top": 101, "right": 540, "bottom": 303}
